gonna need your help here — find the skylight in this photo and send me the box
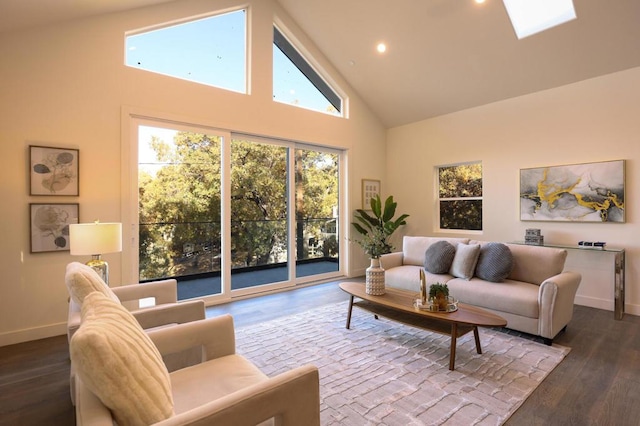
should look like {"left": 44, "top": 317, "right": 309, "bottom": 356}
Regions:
{"left": 503, "top": 0, "right": 576, "bottom": 39}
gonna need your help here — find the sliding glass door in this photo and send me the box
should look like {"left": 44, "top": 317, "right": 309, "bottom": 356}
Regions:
{"left": 230, "top": 138, "right": 288, "bottom": 290}
{"left": 135, "top": 119, "right": 342, "bottom": 300}
{"left": 138, "top": 125, "right": 224, "bottom": 299}
{"left": 294, "top": 148, "right": 339, "bottom": 280}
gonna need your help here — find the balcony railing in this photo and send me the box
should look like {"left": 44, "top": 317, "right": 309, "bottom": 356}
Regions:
{"left": 139, "top": 217, "right": 339, "bottom": 282}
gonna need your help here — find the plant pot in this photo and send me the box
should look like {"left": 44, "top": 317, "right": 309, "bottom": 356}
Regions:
{"left": 435, "top": 294, "right": 448, "bottom": 311}
{"left": 366, "top": 258, "right": 385, "bottom": 295}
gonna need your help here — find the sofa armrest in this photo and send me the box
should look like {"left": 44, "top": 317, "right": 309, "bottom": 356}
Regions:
{"left": 538, "top": 271, "right": 581, "bottom": 339}
{"left": 132, "top": 300, "right": 206, "bottom": 329}
{"left": 112, "top": 279, "right": 178, "bottom": 305}
{"left": 380, "top": 251, "right": 404, "bottom": 270}
{"left": 157, "top": 364, "right": 320, "bottom": 426}
{"left": 75, "top": 364, "right": 320, "bottom": 426}
{"left": 146, "top": 314, "right": 237, "bottom": 361}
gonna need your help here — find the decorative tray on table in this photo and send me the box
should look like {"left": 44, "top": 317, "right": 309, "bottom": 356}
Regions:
{"left": 414, "top": 296, "right": 458, "bottom": 313}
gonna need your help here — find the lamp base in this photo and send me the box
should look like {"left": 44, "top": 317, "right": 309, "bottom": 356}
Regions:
{"left": 86, "top": 255, "right": 109, "bottom": 285}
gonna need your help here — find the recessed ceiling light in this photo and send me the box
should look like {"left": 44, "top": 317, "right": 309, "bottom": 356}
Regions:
{"left": 503, "top": 0, "right": 576, "bottom": 39}
{"left": 376, "top": 43, "right": 387, "bottom": 54}
{"left": 475, "top": 0, "right": 486, "bottom": 4}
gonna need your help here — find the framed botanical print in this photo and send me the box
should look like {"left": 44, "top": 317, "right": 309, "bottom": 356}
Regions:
{"left": 29, "top": 145, "right": 79, "bottom": 196}
{"left": 30, "top": 203, "right": 79, "bottom": 253}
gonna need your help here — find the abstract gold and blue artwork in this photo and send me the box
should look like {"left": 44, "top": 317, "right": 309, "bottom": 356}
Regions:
{"left": 520, "top": 160, "right": 625, "bottom": 223}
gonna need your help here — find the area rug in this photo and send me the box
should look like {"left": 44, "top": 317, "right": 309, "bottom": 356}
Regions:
{"left": 235, "top": 301, "right": 570, "bottom": 426}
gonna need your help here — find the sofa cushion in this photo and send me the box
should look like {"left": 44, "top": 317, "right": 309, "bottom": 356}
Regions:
{"left": 475, "top": 242, "right": 513, "bottom": 282}
{"left": 424, "top": 241, "right": 456, "bottom": 274}
{"left": 65, "top": 262, "right": 120, "bottom": 306}
{"left": 70, "top": 292, "right": 174, "bottom": 425}
{"left": 403, "top": 236, "right": 470, "bottom": 266}
{"left": 448, "top": 277, "right": 539, "bottom": 318}
{"left": 170, "top": 354, "right": 268, "bottom": 414}
{"left": 385, "top": 264, "right": 453, "bottom": 292}
{"left": 504, "top": 244, "right": 567, "bottom": 284}
{"left": 449, "top": 243, "right": 481, "bottom": 280}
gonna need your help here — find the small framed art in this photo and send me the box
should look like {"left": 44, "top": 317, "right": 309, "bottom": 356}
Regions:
{"left": 29, "top": 145, "right": 79, "bottom": 196}
{"left": 30, "top": 203, "right": 79, "bottom": 253}
{"left": 362, "top": 179, "right": 381, "bottom": 209}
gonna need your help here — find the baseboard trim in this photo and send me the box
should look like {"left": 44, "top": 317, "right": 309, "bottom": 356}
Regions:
{"left": 0, "top": 322, "right": 67, "bottom": 347}
{"left": 574, "top": 295, "right": 639, "bottom": 317}
{"left": 574, "top": 295, "right": 613, "bottom": 311}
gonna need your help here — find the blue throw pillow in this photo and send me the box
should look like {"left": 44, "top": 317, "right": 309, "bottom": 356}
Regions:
{"left": 424, "top": 241, "right": 456, "bottom": 274}
{"left": 475, "top": 242, "right": 514, "bottom": 282}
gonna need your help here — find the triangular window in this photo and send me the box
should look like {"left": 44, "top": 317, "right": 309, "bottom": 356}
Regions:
{"left": 125, "top": 9, "right": 247, "bottom": 93}
{"left": 273, "top": 26, "right": 343, "bottom": 116}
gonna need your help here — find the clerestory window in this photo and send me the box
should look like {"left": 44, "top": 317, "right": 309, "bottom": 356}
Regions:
{"left": 125, "top": 9, "right": 247, "bottom": 94}
{"left": 437, "top": 162, "right": 483, "bottom": 231}
{"left": 273, "top": 26, "right": 343, "bottom": 116}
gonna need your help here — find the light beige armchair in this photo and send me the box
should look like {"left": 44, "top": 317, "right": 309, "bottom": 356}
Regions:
{"left": 66, "top": 262, "right": 206, "bottom": 340}
{"left": 65, "top": 262, "right": 207, "bottom": 404}
{"left": 71, "top": 292, "right": 321, "bottom": 426}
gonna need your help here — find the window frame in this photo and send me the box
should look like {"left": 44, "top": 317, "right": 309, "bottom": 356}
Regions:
{"left": 124, "top": 8, "right": 248, "bottom": 94}
{"left": 121, "top": 107, "right": 346, "bottom": 299}
{"left": 272, "top": 24, "right": 344, "bottom": 116}
{"left": 435, "top": 161, "right": 483, "bottom": 233}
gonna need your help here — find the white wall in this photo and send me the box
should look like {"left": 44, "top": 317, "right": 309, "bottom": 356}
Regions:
{"left": 386, "top": 67, "right": 640, "bottom": 316}
{"left": 0, "top": 0, "right": 386, "bottom": 345}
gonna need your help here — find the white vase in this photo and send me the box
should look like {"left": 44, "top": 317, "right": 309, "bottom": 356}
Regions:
{"left": 366, "top": 258, "right": 385, "bottom": 295}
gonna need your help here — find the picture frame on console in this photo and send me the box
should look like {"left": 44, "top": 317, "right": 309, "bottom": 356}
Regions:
{"left": 362, "top": 179, "right": 380, "bottom": 210}
{"left": 520, "top": 159, "right": 625, "bottom": 223}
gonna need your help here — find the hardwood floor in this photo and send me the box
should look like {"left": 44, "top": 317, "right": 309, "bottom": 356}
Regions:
{"left": 1, "top": 280, "right": 639, "bottom": 425}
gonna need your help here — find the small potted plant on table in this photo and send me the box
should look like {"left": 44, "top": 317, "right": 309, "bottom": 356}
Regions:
{"left": 429, "top": 283, "right": 450, "bottom": 311}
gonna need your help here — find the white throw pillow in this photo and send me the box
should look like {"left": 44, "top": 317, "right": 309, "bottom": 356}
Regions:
{"left": 449, "top": 243, "right": 481, "bottom": 280}
{"left": 70, "top": 292, "right": 174, "bottom": 425}
{"left": 65, "top": 262, "right": 120, "bottom": 305}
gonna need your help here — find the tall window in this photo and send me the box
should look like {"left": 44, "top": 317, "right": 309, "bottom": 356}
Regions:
{"left": 136, "top": 121, "right": 342, "bottom": 300}
{"left": 437, "top": 162, "right": 483, "bottom": 231}
{"left": 273, "top": 26, "right": 342, "bottom": 116}
{"left": 125, "top": 9, "right": 247, "bottom": 93}
{"left": 138, "top": 126, "right": 223, "bottom": 299}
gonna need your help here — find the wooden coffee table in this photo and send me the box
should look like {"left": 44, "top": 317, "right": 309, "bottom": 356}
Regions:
{"left": 339, "top": 282, "right": 507, "bottom": 370}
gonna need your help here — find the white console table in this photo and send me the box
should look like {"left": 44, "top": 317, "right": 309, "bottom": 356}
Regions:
{"left": 512, "top": 242, "right": 625, "bottom": 320}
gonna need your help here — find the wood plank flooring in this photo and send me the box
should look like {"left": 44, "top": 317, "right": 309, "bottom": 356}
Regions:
{"left": 1, "top": 280, "right": 639, "bottom": 425}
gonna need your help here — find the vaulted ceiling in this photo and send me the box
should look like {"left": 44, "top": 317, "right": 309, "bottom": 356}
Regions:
{"left": 3, "top": 0, "right": 639, "bottom": 128}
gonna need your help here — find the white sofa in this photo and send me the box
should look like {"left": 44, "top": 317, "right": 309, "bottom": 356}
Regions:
{"left": 380, "top": 236, "right": 582, "bottom": 344}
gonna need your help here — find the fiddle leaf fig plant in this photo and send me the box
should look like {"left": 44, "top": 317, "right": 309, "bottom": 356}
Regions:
{"left": 352, "top": 195, "right": 409, "bottom": 258}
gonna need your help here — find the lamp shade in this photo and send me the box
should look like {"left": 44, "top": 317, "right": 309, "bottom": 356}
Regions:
{"left": 69, "top": 222, "right": 122, "bottom": 255}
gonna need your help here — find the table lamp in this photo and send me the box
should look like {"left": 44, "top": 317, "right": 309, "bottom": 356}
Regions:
{"left": 70, "top": 221, "right": 122, "bottom": 285}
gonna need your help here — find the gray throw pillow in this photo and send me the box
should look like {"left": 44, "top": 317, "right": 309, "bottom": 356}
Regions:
{"left": 475, "top": 242, "right": 514, "bottom": 282}
{"left": 424, "top": 241, "right": 456, "bottom": 274}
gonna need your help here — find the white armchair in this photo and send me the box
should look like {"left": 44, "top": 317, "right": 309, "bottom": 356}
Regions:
{"left": 71, "top": 292, "right": 321, "bottom": 426}
{"left": 65, "top": 262, "right": 207, "bottom": 404}
{"left": 66, "top": 262, "right": 206, "bottom": 340}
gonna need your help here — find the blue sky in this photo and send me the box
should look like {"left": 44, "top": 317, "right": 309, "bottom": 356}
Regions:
{"left": 125, "top": 8, "right": 337, "bottom": 115}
